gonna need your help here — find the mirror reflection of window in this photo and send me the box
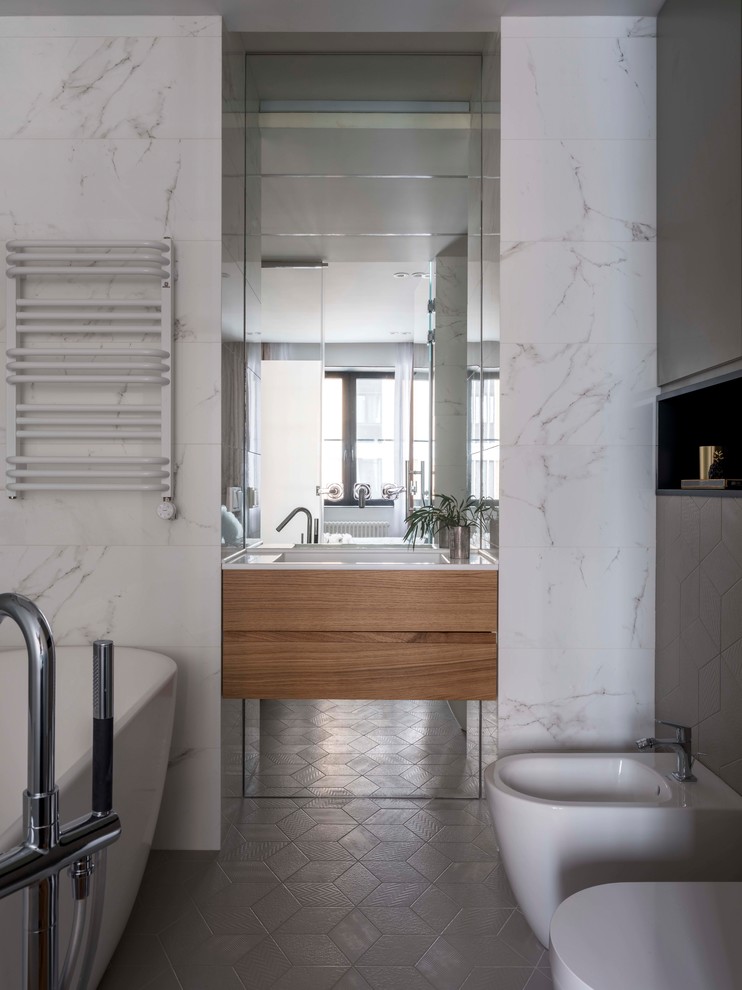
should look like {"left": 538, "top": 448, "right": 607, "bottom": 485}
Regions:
{"left": 469, "top": 371, "right": 500, "bottom": 500}
{"left": 322, "top": 371, "right": 395, "bottom": 504}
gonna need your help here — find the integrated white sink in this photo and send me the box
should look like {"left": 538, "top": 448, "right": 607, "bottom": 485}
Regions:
{"left": 223, "top": 544, "right": 498, "bottom": 569}
{"left": 497, "top": 754, "right": 673, "bottom": 804}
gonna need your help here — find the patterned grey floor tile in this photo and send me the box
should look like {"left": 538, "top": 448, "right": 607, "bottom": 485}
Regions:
{"left": 359, "top": 906, "right": 434, "bottom": 936}
{"left": 342, "top": 800, "right": 381, "bottom": 822}
{"left": 174, "top": 964, "right": 246, "bottom": 989}
{"left": 220, "top": 860, "right": 280, "bottom": 885}
{"left": 356, "top": 936, "right": 436, "bottom": 967}
{"left": 299, "top": 823, "right": 359, "bottom": 842}
{"left": 499, "top": 910, "right": 545, "bottom": 965}
{"left": 416, "top": 936, "right": 472, "bottom": 990}
{"left": 199, "top": 884, "right": 273, "bottom": 934}
{"left": 333, "top": 969, "right": 374, "bottom": 990}
{"left": 364, "top": 823, "right": 417, "bottom": 842}
{"left": 410, "top": 887, "right": 461, "bottom": 933}
{"left": 436, "top": 862, "right": 496, "bottom": 884}
{"left": 296, "top": 840, "right": 359, "bottom": 861}
{"left": 159, "top": 906, "right": 213, "bottom": 965}
{"left": 460, "top": 969, "right": 532, "bottom": 990}
{"left": 252, "top": 886, "right": 302, "bottom": 931}
{"left": 443, "top": 907, "right": 514, "bottom": 937}
{"left": 285, "top": 882, "right": 353, "bottom": 908}
{"left": 361, "top": 840, "right": 423, "bottom": 862}
{"left": 220, "top": 840, "right": 290, "bottom": 863}
{"left": 99, "top": 964, "right": 174, "bottom": 990}
{"left": 279, "top": 810, "right": 328, "bottom": 839}
{"left": 277, "top": 907, "right": 353, "bottom": 935}
{"left": 267, "top": 843, "right": 311, "bottom": 880}
{"left": 361, "top": 861, "right": 427, "bottom": 883}
{"left": 405, "top": 845, "right": 451, "bottom": 882}
{"left": 358, "top": 966, "right": 437, "bottom": 990}
{"left": 238, "top": 824, "right": 294, "bottom": 842}
{"left": 441, "top": 935, "right": 530, "bottom": 968}
{"left": 329, "top": 908, "right": 383, "bottom": 963}
{"left": 524, "top": 970, "right": 553, "bottom": 989}
{"left": 292, "top": 861, "right": 356, "bottom": 883}
{"left": 233, "top": 936, "right": 292, "bottom": 989}
{"left": 270, "top": 966, "right": 350, "bottom": 989}
{"left": 339, "top": 826, "right": 381, "bottom": 859}
{"left": 428, "top": 842, "right": 491, "bottom": 863}
{"left": 359, "top": 883, "right": 429, "bottom": 908}
{"left": 138, "top": 970, "right": 183, "bottom": 990}
{"left": 435, "top": 882, "right": 512, "bottom": 910}
{"left": 334, "top": 862, "right": 382, "bottom": 904}
{"left": 305, "top": 808, "right": 358, "bottom": 824}
{"left": 274, "top": 933, "right": 352, "bottom": 966}
{"left": 179, "top": 934, "right": 265, "bottom": 967}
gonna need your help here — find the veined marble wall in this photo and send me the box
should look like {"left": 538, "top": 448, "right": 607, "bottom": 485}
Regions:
{"left": 0, "top": 16, "right": 223, "bottom": 848}
{"left": 498, "top": 17, "right": 657, "bottom": 750}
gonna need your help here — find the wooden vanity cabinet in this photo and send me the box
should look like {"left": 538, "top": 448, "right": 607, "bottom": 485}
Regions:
{"left": 222, "top": 569, "right": 498, "bottom": 700}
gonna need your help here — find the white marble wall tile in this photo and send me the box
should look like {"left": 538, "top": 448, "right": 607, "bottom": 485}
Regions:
{"left": 501, "top": 139, "right": 656, "bottom": 243}
{"left": 0, "top": 16, "right": 221, "bottom": 38}
{"left": 0, "top": 444, "right": 221, "bottom": 547}
{"left": 0, "top": 37, "right": 220, "bottom": 140}
{"left": 174, "top": 342, "right": 221, "bottom": 445}
{"left": 154, "top": 747, "right": 221, "bottom": 850}
{"left": 173, "top": 240, "right": 223, "bottom": 342}
{"left": 0, "top": 545, "right": 221, "bottom": 649}
{"left": 500, "top": 342, "right": 656, "bottom": 445}
{"left": 502, "top": 39, "right": 655, "bottom": 141}
{"left": 498, "top": 649, "right": 654, "bottom": 751}
{"left": 500, "top": 241, "right": 656, "bottom": 344}
{"left": 501, "top": 17, "right": 656, "bottom": 39}
{"left": 499, "top": 444, "right": 654, "bottom": 548}
{"left": 498, "top": 547, "right": 654, "bottom": 650}
{"left": 168, "top": 648, "right": 222, "bottom": 753}
{"left": 0, "top": 139, "right": 220, "bottom": 241}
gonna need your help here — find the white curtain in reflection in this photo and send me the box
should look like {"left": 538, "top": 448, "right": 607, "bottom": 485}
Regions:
{"left": 393, "top": 343, "right": 414, "bottom": 537}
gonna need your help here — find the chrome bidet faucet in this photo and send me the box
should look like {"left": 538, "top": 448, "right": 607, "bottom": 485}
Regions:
{"left": 636, "top": 719, "right": 697, "bottom": 782}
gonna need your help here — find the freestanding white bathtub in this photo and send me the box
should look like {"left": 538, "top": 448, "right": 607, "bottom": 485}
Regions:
{"left": 0, "top": 646, "right": 177, "bottom": 988}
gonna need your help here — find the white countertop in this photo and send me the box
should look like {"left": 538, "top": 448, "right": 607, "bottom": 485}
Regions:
{"left": 222, "top": 543, "right": 498, "bottom": 571}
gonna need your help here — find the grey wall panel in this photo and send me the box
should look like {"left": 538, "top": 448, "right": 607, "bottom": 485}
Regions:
{"left": 657, "top": 0, "right": 742, "bottom": 386}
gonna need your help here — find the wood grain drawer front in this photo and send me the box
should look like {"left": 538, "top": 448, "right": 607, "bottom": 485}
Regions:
{"left": 223, "top": 634, "right": 497, "bottom": 700}
{"left": 223, "top": 569, "right": 498, "bottom": 632}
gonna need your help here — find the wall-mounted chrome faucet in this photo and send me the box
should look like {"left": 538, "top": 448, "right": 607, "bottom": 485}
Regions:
{"left": 276, "top": 505, "right": 315, "bottom": 543}
{"left": 636, "top": 719, "right": 697, "bottom": 782}
{"left": 0, "top": 593, "right": 121, "bottom": 990}
{"left": 353, "top": 483, "right": 371, "bottom": 509}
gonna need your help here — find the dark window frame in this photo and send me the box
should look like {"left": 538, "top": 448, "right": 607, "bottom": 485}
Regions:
{"left": 324, "top": 370, "right": 395, "bottom": 507}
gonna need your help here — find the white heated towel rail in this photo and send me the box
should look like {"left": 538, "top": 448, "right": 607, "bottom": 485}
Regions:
{"left": 5, "top": 239, "right": 174, "bottom": 498}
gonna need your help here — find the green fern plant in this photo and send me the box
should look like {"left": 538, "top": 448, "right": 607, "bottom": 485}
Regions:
{"left": 403, "top": 494, "right": 497, "bottom": 547}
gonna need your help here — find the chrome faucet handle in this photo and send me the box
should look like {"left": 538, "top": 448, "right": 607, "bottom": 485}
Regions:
{"left": 656, "top": 719, "right": 691, "bottom": 742}
{"left": 317, "top": 483, "right": 343, "bottom": 501}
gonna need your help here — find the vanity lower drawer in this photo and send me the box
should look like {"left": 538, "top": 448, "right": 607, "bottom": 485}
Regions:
{"left": 222, "top": 631, "right": 497, "bottom": 700}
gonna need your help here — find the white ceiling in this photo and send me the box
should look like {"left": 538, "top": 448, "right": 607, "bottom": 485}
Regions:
{"left": 2, "top": 0, "right": 665, "bottom": 27}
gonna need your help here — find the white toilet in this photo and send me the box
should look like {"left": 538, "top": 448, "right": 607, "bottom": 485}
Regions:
{"left": 549, "top": 882, "right": 742, "bottom": 990}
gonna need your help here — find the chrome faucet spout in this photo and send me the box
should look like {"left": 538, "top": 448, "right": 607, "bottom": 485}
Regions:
{"left": 276, "top": 506, "right": 313, "bottom": 544}
{"left": 636, "top": 720, "right": 696, "bottom": 782}
{"left": 0, "top": 594, "right": 56, "bottom": 804}
{"left": 354, "top": 483, "right": 371, "bottom": 509}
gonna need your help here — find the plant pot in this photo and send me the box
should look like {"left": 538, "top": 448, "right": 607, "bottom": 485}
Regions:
{"left": 447, "top": 525, "right": 471, "bottom": 562}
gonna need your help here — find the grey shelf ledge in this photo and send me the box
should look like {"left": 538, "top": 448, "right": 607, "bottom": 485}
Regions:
{"left": 657, "top": 489, "right": 742, "bottom": 498}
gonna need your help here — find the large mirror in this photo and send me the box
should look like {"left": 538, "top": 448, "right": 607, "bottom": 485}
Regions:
{"left": 223, "top": 50, "right": 499, "bottom": 550}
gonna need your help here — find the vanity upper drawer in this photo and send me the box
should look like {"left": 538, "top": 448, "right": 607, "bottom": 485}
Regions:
{"left": 223, "top": 569, "right": 498, "bottom": 633}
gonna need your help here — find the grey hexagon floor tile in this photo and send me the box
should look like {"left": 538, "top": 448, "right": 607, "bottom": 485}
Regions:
{"left": 359, "top": 906, "right": 434, "bottom": 936}
{"left": 443, "top": 906, "right": 513, "bottom": 937}
{"left": 460, "top": 969, "right": 533, "bottom": 990}
{"left": 252, "top": 886, "right": 302, "bottom": 932}
{"left": 296, "top": 840, "right": 359, "bottom": 861}
{"left": 335, "top": 862, "right": 382, "bottom": 904}
{"left": 359, "top": 883, "right": 429, "bottom": 908}
{"left": 329, "top": 908, "right": 383, "bottom": 963}
{"left": 410, "top": 887, "right": 461, "bottom": 933}
{"left": 199, "top": 884, "right": 272, "bottom": 934}
{"left": 343, "top": 800, "right": 381, "bottom": 822}
{"left": 364, "top": 823, "right": 417, "bottom": 842}
{"left": 362, "top": 861, "right": 427, "bottom": 883}
{"left": 441, "top": 934, "right": 530, "bottom": 968}
{"left": 362, "top": 840, "right": 423, "bottom": 862}
{"left": 415, "top": 936, "right": 472, "bottom": 990}
{"left": 292, "top": 861, "right": 355, "bottom": 882}
{"left": 159, "top": 906, "right": 213, "bottom": 965}
{"left": 233, "top": 936, "right": 292, "bottom": 989}
{"left": 274, "top": 933, "right": 351, "bottom": 966}
{"left": 355, "top": 935, "right": 436, "bottom": 967}
{"left": 179, "top": 933, "right": 265, "bottom": 967}
{"left": 404, "top": 812, "right": 445, "bottom": 841}
{"left": 499, "top": 910, "right": 545, "bottom": 965}
{"left": 436, "top": 862, "right": 496, "bottom": 884}
{"left": 285, "top": 882, "right": 353, "bottom": 908}
{"left": 406, "top": 845, "right": 451, "bottom": 882}
{"left": 358, "top": 965, "right": 437, "bottom": 990}
{"left": 339, "top": 826, "right": 381, "bottom": 859}
{"left": 524, "top": 970, "right": 553, "bottom": 989}
{"left": 267, "top": 843, "right": 311, "bottom": 881}
{"left": 270, "top": 966, "right": 350, "bottom": 989}
{"left": 277, "top": 907, "right": 353, "bottom": 935}
{"left": 333, "top": 969, "right": 374, "bottom": 990}
{"left": 174, "top": 965, "right": 247, "bottom": 990}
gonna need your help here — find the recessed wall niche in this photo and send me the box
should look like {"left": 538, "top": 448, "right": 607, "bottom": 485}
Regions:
{"left": 657, "top": 371, "right": 742, "bottom": 494}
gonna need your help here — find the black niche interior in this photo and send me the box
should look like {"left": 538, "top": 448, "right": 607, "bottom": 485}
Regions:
{"left": 657, "top": 371, "right": 742, "bottom": 494}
